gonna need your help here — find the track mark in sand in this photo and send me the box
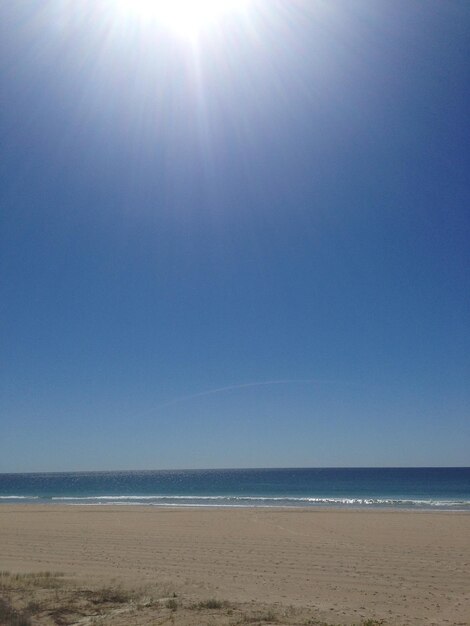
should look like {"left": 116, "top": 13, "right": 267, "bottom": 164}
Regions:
{"left": 251, "top": 512, "right": 313, "bottom": 539}
{"left": 252, "top": 512, "right": 344, "bottom": 543}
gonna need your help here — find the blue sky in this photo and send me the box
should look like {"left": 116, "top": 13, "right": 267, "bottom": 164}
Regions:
{"left": 1, "top": 0, "right": 469, "bottom": 472}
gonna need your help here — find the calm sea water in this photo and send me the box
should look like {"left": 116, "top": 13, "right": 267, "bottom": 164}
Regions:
{"left": 0, "top": 468, "right": 469, "bottom": 510}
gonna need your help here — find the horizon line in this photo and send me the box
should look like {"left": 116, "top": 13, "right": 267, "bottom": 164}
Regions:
{"left": 1, "top": 465, "right": 469, "bottom": 476}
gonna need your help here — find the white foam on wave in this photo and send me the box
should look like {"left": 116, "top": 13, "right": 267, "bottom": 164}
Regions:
{"left": 0, "top": 495, "right": 39, "bottom": 500}
{"left": 49, "top": 495, "right": 470, "bottom": 508}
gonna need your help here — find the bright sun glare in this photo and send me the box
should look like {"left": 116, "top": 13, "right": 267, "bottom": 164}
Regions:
{"left": 120, "top": 0, "right": 250, "bottom": 39}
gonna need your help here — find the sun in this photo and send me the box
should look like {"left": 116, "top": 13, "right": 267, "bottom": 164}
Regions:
{"left": 118, "top": 0, "right": 251, "bottom": 40}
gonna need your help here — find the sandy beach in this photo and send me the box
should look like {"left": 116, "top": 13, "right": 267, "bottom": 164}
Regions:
{"left": 0, "top": 506, "right": 469, "bottom": 625}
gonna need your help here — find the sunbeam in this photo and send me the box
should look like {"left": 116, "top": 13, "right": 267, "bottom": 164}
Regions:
{"left": 116, "top": 0, "right": 252, "bottom": 40}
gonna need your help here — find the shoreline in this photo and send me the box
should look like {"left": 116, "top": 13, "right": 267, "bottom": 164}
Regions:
{"left": 1, "top": 501, "right": 470, "bottom": 513}
{"left": 1, "top": 505, "right": 469, "bottom": 624}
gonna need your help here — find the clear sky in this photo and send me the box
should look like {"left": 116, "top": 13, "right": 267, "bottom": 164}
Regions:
{"left": 1, "top": 0, "right": 469, "bottom": 472}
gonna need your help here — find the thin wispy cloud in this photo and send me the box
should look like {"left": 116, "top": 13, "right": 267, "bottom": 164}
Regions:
{"left": 144, "top": 378, "right": 349, "bottom": 414}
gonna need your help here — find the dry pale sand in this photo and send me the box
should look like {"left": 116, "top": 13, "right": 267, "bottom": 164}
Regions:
{"left": 0, "top": 505, "right": 469, "bottom": 625}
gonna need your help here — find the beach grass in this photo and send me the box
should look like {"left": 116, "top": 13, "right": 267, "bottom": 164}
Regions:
{"left": 0, "top": 596, "right": 32, "bottom": 626}
{"left": 194, "top": 597, "right": 228, "bottom": 609}
{"left": 0, "top": 570, "right": 387, "bottom": 625}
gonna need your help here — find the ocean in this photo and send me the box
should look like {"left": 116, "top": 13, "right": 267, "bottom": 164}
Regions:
{"left": 1, "top": 467, "right": 469, "bottom": 510}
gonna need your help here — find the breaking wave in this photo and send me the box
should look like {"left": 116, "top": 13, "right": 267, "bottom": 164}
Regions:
{"left": 0, "top": 495, "right": 39, "bottom": 500}
{"left": 47, "top": 495, "right": 470, "bottom": 509}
